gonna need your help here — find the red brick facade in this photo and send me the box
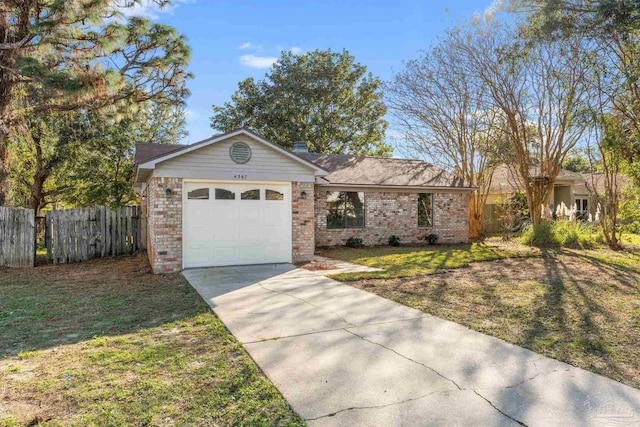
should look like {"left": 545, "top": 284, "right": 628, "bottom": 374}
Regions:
{"left": 146, "top": 177, "right": 183, "bottom": 274}
{"left": 144, "top": 180, "right": 470, "bottom": 273}
{"left": 292, "top": 182, "right": 315, "bottom": 263}
{"left": 314, "top": 189, "right": 469, "bottom": 247}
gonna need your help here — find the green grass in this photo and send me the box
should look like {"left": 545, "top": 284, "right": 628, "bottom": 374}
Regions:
{"left": 0, "top": 254, "right": 303, "bottom": 427}
{"left": 344, "top": 242, "right": 640, "bottom": 389}
{"left": 520, "top": 220, "right": 600, "bottom": 249}
{"left": 318, "top": 241, "right": 538, "bottom": 280}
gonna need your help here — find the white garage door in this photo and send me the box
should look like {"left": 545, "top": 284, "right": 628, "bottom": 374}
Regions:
{"left": 183, "top": 182, "right": 292, "bottom": 268}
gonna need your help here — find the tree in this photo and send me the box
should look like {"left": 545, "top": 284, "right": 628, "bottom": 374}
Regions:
{"left": 515, "top": 0, "right": 640, "bottom": 246}
{"left": 585, "top": 114, "right": 629, "bottom": 248}
{"left": 515, "top": 0, "right": 640, "bottom": 180}
{"left": 9, "top": 101, "right": 187, "bottom": 213}
{"left": 0, "top": 1, "right": 191, "bottom": 205}
{"left": 563, "top": 149, "right": 593, "bottom": 173}
{"left": 455, "top": 20, "right": 593, "bottom": 226}
{"left": 386, "top": 27, "right": 506, "bottom": 237}
{"left": 211, "top": 49, "right": 391, "bottom": 156}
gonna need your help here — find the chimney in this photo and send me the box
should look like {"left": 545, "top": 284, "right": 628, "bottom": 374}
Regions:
{"left": 292, "top": 141, "right": 309, "bottom": 153}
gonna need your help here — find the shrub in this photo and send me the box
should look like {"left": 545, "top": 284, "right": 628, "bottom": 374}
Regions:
{"left": 425, "top": 234, "right": 439, "bottom": 245}
{"left": 520, "top": 220, "right": 598, "bottom": 249}
{"left": 345, "top": 237, "right": 364, "bottom": 248}
{"left": 388, "top": 235, "right": 400, "bottom": 246}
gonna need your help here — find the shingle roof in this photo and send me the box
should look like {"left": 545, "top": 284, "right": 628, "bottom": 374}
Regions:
{"left": 135, "top": 142, "right": 185, "bottom": 164}
{"left": 134, "top": 128, "right": 473, "bottom": 189}
{"left": 297, "top": 153, "right": 474, "bottom": 189}
{"left": 573, "top": 172, "right": 630, "bottom": 195}
{"left": 489, "top": 164, "right": 585, "bottom": 193}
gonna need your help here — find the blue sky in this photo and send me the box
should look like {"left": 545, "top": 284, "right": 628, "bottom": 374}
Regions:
{"left": 129, "top": 0, "right": 499, "bottom": 144}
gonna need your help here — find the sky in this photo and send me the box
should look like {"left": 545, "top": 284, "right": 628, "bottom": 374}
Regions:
{"left": 128, "top": 0, "right": 500, "bottom": 145}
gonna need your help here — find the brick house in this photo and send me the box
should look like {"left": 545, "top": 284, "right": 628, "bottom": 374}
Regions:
{"left": 134, "top": 128, "right": 474, "bottom": 273}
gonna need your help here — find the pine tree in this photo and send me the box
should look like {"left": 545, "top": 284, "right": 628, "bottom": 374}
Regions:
{"left": 0, "top": 0, "right": 191, "bottom": 204}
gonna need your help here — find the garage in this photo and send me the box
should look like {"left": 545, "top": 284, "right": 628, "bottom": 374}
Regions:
{"left": 183, "top": 181, "right": 292, "bottom": 268}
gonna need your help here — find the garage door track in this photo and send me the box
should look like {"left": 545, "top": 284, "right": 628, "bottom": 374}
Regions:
{"left": 183, "top": 264, "right": 640, "bottom": 426}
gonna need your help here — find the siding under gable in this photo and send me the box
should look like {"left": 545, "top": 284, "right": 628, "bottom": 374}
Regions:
{"left": 153, "top": 135, "right": 316, "bottom": 182}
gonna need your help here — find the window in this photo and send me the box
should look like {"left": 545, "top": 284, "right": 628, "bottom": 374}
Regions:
{"left": 215, "top": 188, "right": 235, "bottom": 200}
{"left": 326, "top": 191, "right": 365, "bottom": 229}
{"left": 187, "top": 188, "right": 209, "bottom": 200}
{"left": 575, "top": 198, "right": 589, "bottom": 219}
{"left": 418, "top": 193, "right": 433, "bottom": 227}
{"left": 241, "top": 189, "right": 260, "bottom": 200}
{"left": 266, "top": 189, "right": 284, "bottom": 200}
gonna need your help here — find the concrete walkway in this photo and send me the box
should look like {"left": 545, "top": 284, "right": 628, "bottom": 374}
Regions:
{"left": 183, "top": 265, "right": 640, "bottom": 427}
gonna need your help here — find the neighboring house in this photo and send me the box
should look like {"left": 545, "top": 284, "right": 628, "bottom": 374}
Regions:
{"left": 484, "top": 164, "right": 628, "bottom": 233}
{"left": 134, "top": 128, "right": 474, "bottom": 273}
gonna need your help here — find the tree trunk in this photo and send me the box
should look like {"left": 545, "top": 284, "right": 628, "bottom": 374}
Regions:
{"left": 28, "top": 133, "right": 48, "bottom": 215}
{"left": 29, "top": 169, "right": 47, "bottom": 215}
{"left": 468, "top": 194, "right": 484, "bottom": 238}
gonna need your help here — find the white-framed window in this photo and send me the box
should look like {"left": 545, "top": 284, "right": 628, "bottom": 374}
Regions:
{"left": 575, "top": 198, "right": 589, "bottom": 216}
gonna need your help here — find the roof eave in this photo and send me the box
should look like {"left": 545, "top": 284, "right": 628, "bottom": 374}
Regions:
{"left": 316, "top": 182, "right": 477, "bottom": 191}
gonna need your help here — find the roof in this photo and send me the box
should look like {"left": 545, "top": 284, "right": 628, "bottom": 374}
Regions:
{"left": 135, "top": 142, "right": 185, "bottom": 164}
{"left": 489, "top": 164, "right": 630, "bottom": 195}
{"left": 574, "top": 172, "right": 630, "bottom": 195}
{"left": 297, "top": 153, "right": 474, "bottom": 189}
{"left": 133, "top": 127, "right": 473, "bottom": 189}
{"left": 134, "top": 128, "right": 328, "bottom": 180}
{"left": 490, "top": 164, "right": 585, "bottom": 193}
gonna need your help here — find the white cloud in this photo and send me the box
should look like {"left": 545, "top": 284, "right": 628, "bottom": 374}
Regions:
{"left": 239, "top": 42, "right": 253, "bottom": 49}
{"left": 290, "top": 46, "right": 304, "bottom": 55}
{"left": 185, "top": 108, "right": 203, "bottom": 120}
{"left": 482, "top": 0, "right": 504, "bottom": 22}
{"left": 239, "top": 54, "right": 278, "bottom": 69}
{"left": 118, "top": 0, "right": 193, "bottom": 20}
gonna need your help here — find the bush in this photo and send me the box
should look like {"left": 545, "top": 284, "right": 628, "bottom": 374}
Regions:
{"left": 388, "top": 235, "right": 400, "bottom": 246}
{"left": 520, "top": 220, "right": 598, "bottom": 249}
{"left": 425, "top": 233, "right": 439, "bottom": 245}
{"left": 345, "top": 237, "right": 364, "bottom": 248}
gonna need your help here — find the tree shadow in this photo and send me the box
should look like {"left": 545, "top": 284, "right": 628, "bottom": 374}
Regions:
{"left": 0, "top": 253, "right": 209, "bottom": 358}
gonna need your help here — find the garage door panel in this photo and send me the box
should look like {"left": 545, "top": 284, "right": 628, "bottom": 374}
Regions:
{"left": 213, "top": 247, "right": 239, "bottom": 265}
{"left": 184, "top": 182, "right": 292, "bottom": 268}
{"left": 212, "top": 226, "right": 238, "bottom": 241}
{"left": 212, "top": 205, "right": 237, "bottom": 221}
{"left": 239, "top": 205, "right": 262, "bottom": 222}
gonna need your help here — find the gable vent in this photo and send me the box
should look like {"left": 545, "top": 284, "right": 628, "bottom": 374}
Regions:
{"left": 229, "top": 142, "right": 252, "bottom": 164}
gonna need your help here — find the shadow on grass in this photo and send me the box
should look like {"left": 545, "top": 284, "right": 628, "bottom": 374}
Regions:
{"left": 350, "top": 246, "right": 640, "bottom": 389}
{"left": 0, "top": 252, "right": 209, "bottom": 358}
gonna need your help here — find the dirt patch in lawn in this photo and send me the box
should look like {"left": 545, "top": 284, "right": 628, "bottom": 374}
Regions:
{"left": 350, "top": 250, "right": 640, "bottom": 389}
{"left": 298, "top": 260, "right": 335, "bottom": 271}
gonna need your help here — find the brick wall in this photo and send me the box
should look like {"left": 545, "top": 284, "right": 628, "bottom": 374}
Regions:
{"left": 146, "top": 177, "right": 183, "bottom": 273}
{"left": 314, "top": 189, "right": 469, "bottom": 247}
{"left": 292, "top": 182, "right": 315, "bottom": 262}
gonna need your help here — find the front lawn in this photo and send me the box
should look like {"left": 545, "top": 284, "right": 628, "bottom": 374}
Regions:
{"left": 0, "top": 254, "right": 302, "bottom": 426}
{"left": 327, "top": 241, "right": 640, "bottom": 389}
{"left": 318, "top": 240, "right": 538, "bottom": 280}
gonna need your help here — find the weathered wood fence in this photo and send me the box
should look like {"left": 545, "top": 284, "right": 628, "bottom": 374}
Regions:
{"left": 0, "top": 207, "right": 36, "bottom": 268}
{"left": 45, "top": 206, "right": 142, "bottom": 264}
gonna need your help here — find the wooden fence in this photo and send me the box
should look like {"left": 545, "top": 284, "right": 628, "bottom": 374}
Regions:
{"left": 0, "top": 207, "right": 35, "bottom": 268}
{"left": 45, "top": 206, "right": 142, "bottom": 264}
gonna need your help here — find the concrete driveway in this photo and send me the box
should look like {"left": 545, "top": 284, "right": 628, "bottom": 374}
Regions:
{"left": 183, "top": 264, "right": 640, "bottom": 426}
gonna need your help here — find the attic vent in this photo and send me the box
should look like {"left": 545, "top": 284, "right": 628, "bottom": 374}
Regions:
{"left": 229, "top": 142, "right": 251, "bottom": 164}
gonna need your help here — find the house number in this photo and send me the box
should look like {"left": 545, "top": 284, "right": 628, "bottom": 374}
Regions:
{"left": 233, "top": 174, "right": 248, "bottom": 179}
